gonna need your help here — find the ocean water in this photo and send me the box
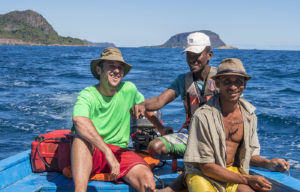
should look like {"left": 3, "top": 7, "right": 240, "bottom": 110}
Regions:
{"left": 0, "top": 46, "right": 299, "bottom": 179}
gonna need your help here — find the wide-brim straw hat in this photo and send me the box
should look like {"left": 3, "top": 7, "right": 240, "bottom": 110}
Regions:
{"left": 90, "top": 47, "right": 132, "bottom": 80}
{"left": 212, "top": 58, "right": 251, "bottom": 80}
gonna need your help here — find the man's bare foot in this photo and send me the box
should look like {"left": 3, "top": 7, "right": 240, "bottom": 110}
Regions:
{"left": 147, "top": 174, "right": 186, "bottom": 192}
{"left": 144, "top": 183, "right": 157, "bottom": 192}
{"left": 168, "top": 174, "right": 185, "bottom": 192}
{"left": 156, "top": 186, "right": 174, "bottom": 192}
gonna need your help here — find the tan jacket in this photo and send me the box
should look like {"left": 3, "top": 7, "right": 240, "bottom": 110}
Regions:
{"left": 183, "top": 94, "right": 260, "bottom": 189}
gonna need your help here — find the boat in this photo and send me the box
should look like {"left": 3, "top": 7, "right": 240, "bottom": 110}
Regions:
{"left": 1, "top": 148, "right": 300, "bottom": 191}
{"left": 1, "top": 116, "right": 300, "bottom": 191}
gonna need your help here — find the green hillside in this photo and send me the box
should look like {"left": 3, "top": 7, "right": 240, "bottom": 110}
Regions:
{"left": 0, "top": 10, "right": 88, "bottom": 45}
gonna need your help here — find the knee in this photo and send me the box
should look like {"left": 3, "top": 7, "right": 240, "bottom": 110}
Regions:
{"left": 71, "top": 136, "right": 93, "bottom": 164}
{"left": 140, "top": 169, "right": 156, "bottom": 189}
{"left": 72, "top": 135, "right": 93, "bottom": 152}
{"left": 143, "top": 170, "right": 155, "bottom": 183}
{"left": 186, "top": 174, "right": 216, "bottom": 192}
{"left": 148, "top": 139, "right": 166, "bottom": 157}
{"left": 127, "top": 165, "right": 155, "bottom": 191}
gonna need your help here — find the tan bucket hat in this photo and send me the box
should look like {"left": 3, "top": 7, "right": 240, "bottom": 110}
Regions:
{"left": 90, "top": 47, "right": 132, "bottom": 80}
{"left": 212, "top": 58, "right": 251, "bottom": 80}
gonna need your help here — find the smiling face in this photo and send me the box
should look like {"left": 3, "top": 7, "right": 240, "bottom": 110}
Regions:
{"left": 215, "top": 75, "right": 247, "bottom": 103}
{"left": 186, "top": 48, "right": 212, "bottom": 73}
{"left": 98, "top": 60, "right": 124, "bottom": 89}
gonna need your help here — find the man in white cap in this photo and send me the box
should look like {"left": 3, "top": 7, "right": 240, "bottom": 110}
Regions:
{"left": 132, "top": 32, "right": 217, "bottom": 191}
{"left": 133, "top": 32, "right": 217, "bottom": 160}
{"left": 71, "top": 47, "right": 156, "bottom": 192}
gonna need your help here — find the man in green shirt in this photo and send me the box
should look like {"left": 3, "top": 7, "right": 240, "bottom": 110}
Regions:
{"left": 71, "top": 47, "right": 156, "bottom": 192}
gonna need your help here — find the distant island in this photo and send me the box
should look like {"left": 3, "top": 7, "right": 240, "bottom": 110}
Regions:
{"left": 0, "top": 10, "right": 114, "bottom": 47}
{"left": 0, "top": 10, "right": 235, "bottom": 49}
{"left": 85, "top": 41, "right": 115, "bottom": 47}
{"left": 144, "top": 30, "right": 237, "bottom": 49}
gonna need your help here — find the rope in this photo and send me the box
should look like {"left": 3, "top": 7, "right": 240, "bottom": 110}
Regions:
{"left": 177, "top": 118, "right": 190, "bottom": 133}
{"left": 154, "top": 174, "right": 165, "bottom": 188}
{"left": 36, "top": 137, "right": 71, "bottom": 169}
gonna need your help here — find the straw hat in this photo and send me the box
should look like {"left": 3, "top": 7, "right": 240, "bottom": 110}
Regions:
{"left": 90, "top": 47, "right": 132, "bottom": 80}
{"left": 212, "top": 58, "right": 251, "bottom": 80}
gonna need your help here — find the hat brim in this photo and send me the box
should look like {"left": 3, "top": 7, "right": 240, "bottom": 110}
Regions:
{"left": 181, "top": 45, "right": 206, "bottom": 54}
{"left": 211, "top": 73, "right": 252, "bottom": 80}
{"left": 90, "top": 58, "right": 132, "bottom": 80}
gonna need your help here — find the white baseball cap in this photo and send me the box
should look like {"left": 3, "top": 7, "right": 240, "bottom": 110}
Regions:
{"left": 182, "top": 32, "right": 211, "bottom": 54}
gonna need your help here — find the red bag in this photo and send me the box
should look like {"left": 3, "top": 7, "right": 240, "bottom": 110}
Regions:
{"left": 30, "top": 130, "right": 73, "bottom": 172}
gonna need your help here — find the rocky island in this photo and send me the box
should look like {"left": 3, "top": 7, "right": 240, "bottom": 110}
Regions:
{"left": 85, "top": 41, "right": 115, "bottom": 47}
{"left": 0, "top": 10, "right": 235, "bottom": 49}
{"left": 0, "top": 10, "right": 89, "bottom": 46}
{"left": 145, "top": 30, "right": 237, "bottom": 49}
{"left": 0, "top": 10, "right": 115, "bottom": 47}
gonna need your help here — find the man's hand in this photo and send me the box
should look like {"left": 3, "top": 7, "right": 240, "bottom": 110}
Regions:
{"left": 267, "top": 158, "right": 290, "bottom": 172}
{"left": 131, "top": 103, "right": 146, "bottom": 119}
{"left": 247, "top": 175, "right": 272, "bottom": 192}
{"left": 104, "top": 150, "right": 120, "bottom": 181}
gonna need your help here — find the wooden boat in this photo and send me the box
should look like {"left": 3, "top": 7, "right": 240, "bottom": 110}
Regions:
{"left": 1, "top": 115, "right": 300, "bottom": 191}
{"left": 1, "top": 148, "right": 300, "bottom": 191}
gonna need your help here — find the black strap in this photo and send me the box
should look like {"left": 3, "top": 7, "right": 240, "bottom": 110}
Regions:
{"left": 36, "top": 137, "right": 71, "bottom": 169}
{"left": 186, "top": 92, "right": 192, "bottom": 118}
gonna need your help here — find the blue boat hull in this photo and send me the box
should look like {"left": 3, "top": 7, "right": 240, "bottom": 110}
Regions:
{"left": 0, "top": 150, "right": 299, "bottom": 191}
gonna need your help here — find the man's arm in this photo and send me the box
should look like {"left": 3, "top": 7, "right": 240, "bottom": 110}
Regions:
{"left": 133, "top": 89, "right": 177, "bottom": 118}
{"left": 73, "top": 116, "right": 120, "bottom": 180}
{"left": 131, "top": 95, "right": 174, "bottom": 136}
{"left": 250, "top": 155, "right": 290, "bottom": 173}
{"left": 144, "top": 111, "right": 173, "bottom": 136}
{"left": 199, "top": 163, "right": 272, "bottom": 191}
{"left": 145, "top": 89, "right": 177, "bottom": 111}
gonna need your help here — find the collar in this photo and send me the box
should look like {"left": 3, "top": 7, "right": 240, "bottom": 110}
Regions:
{"left": 204, "top": 94, "right": 256, "bottom": 115}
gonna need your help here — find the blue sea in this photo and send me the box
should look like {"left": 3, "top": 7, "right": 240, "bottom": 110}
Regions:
{"left": 0, "top": 46, "right": 299, "bottom": 179}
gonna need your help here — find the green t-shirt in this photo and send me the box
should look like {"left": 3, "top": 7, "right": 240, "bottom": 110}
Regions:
{"left": 72, "top": 81, "right": 144, "bottom": 148}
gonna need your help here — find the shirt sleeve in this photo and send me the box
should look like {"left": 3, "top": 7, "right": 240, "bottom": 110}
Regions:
{"left": 168, "top": 74, "right": 185, "bottom": 99}
{"left": 134, "top": 90, "right": 145, "bottom": 105}
{"left": 73, "top": 89, "right": 91, "bottom": 118}
{"left": 184, "top": 114, "right": 215, "bottom": 164}
{"left": 125, "top": 81, "right": 145, "bottom": 105}
{"left": 250, "top": 115, "right": 260, "bottom": 156}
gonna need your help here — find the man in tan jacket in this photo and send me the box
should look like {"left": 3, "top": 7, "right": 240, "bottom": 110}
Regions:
{"left": 184, "top": 58, "right": 290, "bottom": 192}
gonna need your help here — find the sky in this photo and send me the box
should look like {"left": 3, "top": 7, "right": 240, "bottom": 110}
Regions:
{"left": 1, "top": 0, "right": 300, "bottom": 50}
